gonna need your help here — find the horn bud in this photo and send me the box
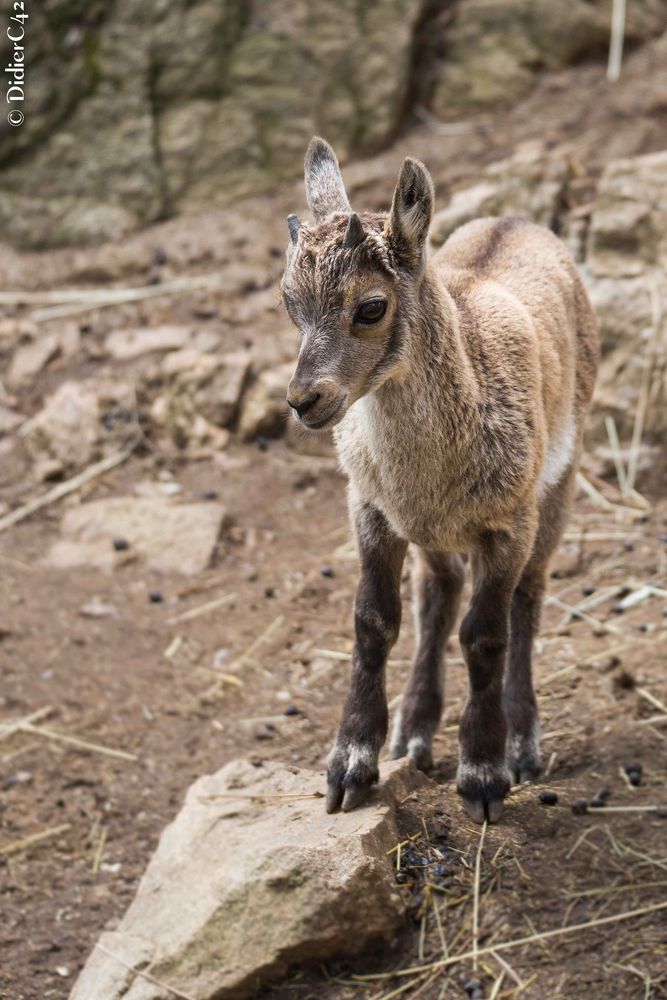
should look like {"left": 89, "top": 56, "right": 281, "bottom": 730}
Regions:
{"left": 342, "top": 212, "right": 366, "bottom": 249}
{"left": 287, "top": 213, "right": 301, "bottom": 244}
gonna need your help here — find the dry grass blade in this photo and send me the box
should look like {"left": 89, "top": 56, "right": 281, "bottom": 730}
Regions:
{"left": 167, "top": 591, "right": 236, "bottom": 625}
{"left": 0, "top": 706, "right": 54, "bottom": 742}
{"left": 0, "top": 822, "right": 71, "bottom": 856}
{"left": 472, "top": 820, "right": 488, "bottom": 971}
{"left": 636, "top": 687, "right": 667, "bottom": 715}
{"left": 546, "top": 595, "right": 621, "bottom": 634}
{"left": 233, "top": 615, "right": 285, "bottom": 671}
{"left": 354, "top": 900, "right": 667, "bottom": 980}
{"left": 627, "top": 281, "right": 662, "bottom": 493}
{"left": 605, "top": 415, "right": 628, "bottom": 495}
{"left": 0, "top": 445, "right": 136, "bottom": 534}
{"left": 488, "top": 970, "right": 506, "bottom": 1000}
{"left": 607, "top": 0, "right": 626, "bottom": 81}
{"left": 95, "top": 943, "right": 197, "bottom": 1000}
{"left": 19, "top": 722, "right": 137, "bottom": 761}
{"left": 26, "top": 273, "right": 224, "bottom": 323}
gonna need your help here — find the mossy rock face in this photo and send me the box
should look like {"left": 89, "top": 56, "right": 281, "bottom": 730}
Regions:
{"left": 0, "top": 0, "right": 421, "bottom": 247}
{"left": 1, "top": 0, "right": 664, "bottom": 247}
{"left": 431, "top": 0, "right": 667, "bottom": 115}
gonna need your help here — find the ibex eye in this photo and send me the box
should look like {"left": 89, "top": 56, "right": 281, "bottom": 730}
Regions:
{"left": 354, "top": 298, "right": 387, "bottom": 324}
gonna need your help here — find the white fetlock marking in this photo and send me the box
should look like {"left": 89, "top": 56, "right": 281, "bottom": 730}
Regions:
{"left": 458, "top": 759, "right": 511, "bottom": 786}
{"left": 407, "top": 735, "right": 428, "bottom": 758}
{"left": 346, "top": 741, "right": 376, "bottom": 772}
{"left": 507, "top": 724, "right": 541, "bottom": 763}
{"left": 389, "top": 709, "right": 404, "bottom": 756}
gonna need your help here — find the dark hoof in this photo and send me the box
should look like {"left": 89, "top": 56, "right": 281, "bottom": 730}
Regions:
{"left": 326, "top": 742, "right": 379, "bottom": 813}
{"left": 510, "top": 758, "right": 542, "bottom": 785}
{"left": 508, "top": 735, "right": 542, "bottom": 786}
{"left": 457, "top": 762, "right": 511, "bottom": 825}
{"left": 461, "top": 796, "right": 505, "bottom": 824}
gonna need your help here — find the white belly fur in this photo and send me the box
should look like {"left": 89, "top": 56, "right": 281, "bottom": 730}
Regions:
{"left": 537, "top": 414, "right": 576, "bottom": 497}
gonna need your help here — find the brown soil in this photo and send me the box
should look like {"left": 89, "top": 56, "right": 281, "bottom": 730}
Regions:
{"left": 2, "top": 44, "right": 667, "bottom": 1000}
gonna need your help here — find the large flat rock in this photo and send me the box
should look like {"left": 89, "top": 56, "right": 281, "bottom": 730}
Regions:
{"left": 46, "top": 496, "right": 226, "bottom": 575}
{"left": 69, "top": 758, "right": 429, "bottom": 1000}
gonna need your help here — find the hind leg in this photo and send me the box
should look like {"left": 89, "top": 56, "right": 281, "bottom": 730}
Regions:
{"left": 390, "top": 550, "right": 465, "bottom": 770}
{"left": 505, "top": 467, "right": 577, "bottom": 783}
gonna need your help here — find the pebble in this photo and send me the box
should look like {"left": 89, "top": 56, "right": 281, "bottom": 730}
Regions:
{"left": 201, "top": 490, "right": 218, "bottom": 500}
{"left": 284, "top": 705, "right": 301, "bottom": 717}
{"left": 395, "top": 871, "right": 408, "bottom": 884}
{"left": 433, "top": 863, "right": 451, "bottom": 876}
{"left": 539, "top": 790, "right": 558, "bottom": 805}
{"left": 572, "top": 800, "right": 589, "bottom": 816}
{"left": 256, "top": 436, "right": 269, "bottom": 451}
{"left": 464, "top": 979, "right": 482, "bottom": 996}
{"left": 320, "top": 565, "right": 335, "bottom": 578}
{"left": 581, "top": 585, "right": 595, "bottom": 596}
{"left": 264, "top": 587, "right": 275, "bottom": 599}
{"left": 149, "top": 590, "right": 164, "bottom": 603}
{"left": 112, "top": 537, "right": 129, "bottom": 551}
{"left": 153, "top": 247, "right": 167, "bottom": 266}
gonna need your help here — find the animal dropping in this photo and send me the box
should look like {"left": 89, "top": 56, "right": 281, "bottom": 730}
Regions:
{"left": 281, "top": 137, "right": 599, "bottom": 824}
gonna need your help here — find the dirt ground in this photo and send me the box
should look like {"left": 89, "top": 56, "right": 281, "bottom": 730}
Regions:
{"left": 2, "top": 46, "right": 667, "bottom": 1000}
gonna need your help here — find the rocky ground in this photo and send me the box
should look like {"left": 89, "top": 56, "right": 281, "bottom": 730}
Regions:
{"left": 1, "top": 40, "right": 667, "bottom": 1000}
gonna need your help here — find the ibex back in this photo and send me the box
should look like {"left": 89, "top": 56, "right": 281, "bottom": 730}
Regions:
{"left": 281, "top": 137, "right": 599, "bottom": 823}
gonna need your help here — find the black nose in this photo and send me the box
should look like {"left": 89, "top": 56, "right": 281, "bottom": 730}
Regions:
{"left": 287, "top": 392, "right": 320, "bottom": 417}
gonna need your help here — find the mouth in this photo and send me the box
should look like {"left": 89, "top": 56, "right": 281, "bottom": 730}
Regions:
{"left": 301, "top": 398, "right": 346, "bottom": 430}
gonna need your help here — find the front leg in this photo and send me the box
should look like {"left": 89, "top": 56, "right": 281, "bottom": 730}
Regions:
{"left": 457, "top": 521, "right": 535, "bottom": 824}
{"left": 327, "top": 501, "right": 407, "bottom": 813}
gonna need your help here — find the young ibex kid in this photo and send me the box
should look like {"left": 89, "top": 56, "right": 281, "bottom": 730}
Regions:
{"left": 281, "top": 138, "right": 599, "bottom": 823}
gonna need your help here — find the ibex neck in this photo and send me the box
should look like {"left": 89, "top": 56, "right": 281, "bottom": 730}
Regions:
{"left": 379, "top": 263, "right": 478, "bottom": 425}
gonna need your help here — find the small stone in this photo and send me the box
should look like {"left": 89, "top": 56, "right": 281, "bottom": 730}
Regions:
{"left": 201, "top": 490, "right": 218, "bottom": 500}
{"left": 572, "top": 800, "right": 589, "bottom": 816}
{"left": 582, "top": 585, "right": 595, "bottom": 596}
{"left": 80, "top": 598, "right": 117, "bottom": 619}
{"left": 112, "top": 537, "right": 129, "bottom": 551}
{"left": 464, "top": 979, "right": 482, "bottom": 996}
{"left": 284, "top": 705, "right": 301, "bottom": 717}
{"left": 256, "top": 436, "right": 269, "bottom": 451}
{"left": 153, "top": 247, "right": 167, "bottom": 266}
{"left": 149, "top": 590, "right": 164, "bottom": 604}
{"left": 395, "top": 871, "right": 408, "bottom": 884}
{"left": 589, "top": 797, "right": 606, "bottom": 808}
{"left": 624, "top": 761, "right": 642, "bottom": 776}
{"left": 636, "top": 623, "right": 650, "bottom": 633}
{"left": 539, "top": 790, "right": 558, "bottom": 805}
{"left": 264, "top": 587, "right": 275, "bottom": 599}
{"left": 628, "top": 770, "right": 642, "bottom": 787}
{"left": 320, "top": 565, "right": 335, "bottom": 578}
{"left": 622, "top": 541, "right": 634, "bottom": 552}
{"left": 598, "top": 787, "right": 612, "bottom": 801}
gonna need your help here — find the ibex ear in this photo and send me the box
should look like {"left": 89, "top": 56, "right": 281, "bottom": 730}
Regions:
{"left": 387, "top": 158, "right": 434, "bottom": 268}
{"left": 304, "top": 137, "right": 352, "bottom": 223}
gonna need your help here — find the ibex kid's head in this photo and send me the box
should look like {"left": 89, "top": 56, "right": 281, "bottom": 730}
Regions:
{"left": 282, "top": 137, "right": 434, "bottom": 430}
